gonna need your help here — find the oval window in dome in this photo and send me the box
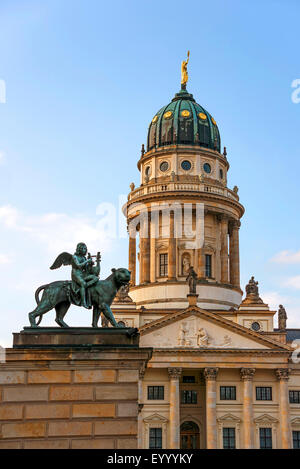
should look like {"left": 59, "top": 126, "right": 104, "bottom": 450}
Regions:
{"left": 181, "top": 109, "right": 190, "bottom": 118}
{"left": 203, "top": 163, "right": 211, "bottom": 174}
{"left": 152, "top": 115, "right": 158, "bottom": 124}
{"left": 181, "top": 160, "right": 192, "bottom": 171}
{"left": 164, "top": 111, "right": 173, "bottom": 119}
{"left": 160, "top": 161, "right": 169, "bottom": 172}
{"left": 199, "top": 112, "right": 207, "bottom": 120}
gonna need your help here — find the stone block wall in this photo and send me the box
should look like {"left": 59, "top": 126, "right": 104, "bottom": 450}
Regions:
{"left": 0, "top": 345, "right": 151, "bottom": 449}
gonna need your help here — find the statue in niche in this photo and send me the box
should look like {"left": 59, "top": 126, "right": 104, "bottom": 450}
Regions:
{"left": 278, "top": 305, "right": 288, "bottom": 330}
{"left": 182, "top": 254, "right": 191, "bottom": 275}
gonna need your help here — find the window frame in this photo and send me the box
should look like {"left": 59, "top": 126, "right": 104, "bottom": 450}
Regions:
{"left": 259, "top": 427, "right": 272, "bottom": 449}
{"left": 289, "top": 390, "right": 300, "bottom": 404}
{"left": 159, "top": 253, "right": 168, "bottom": 277}
{"left": 223, "top": 427, "right": 236, "bottom": 449}
{"left": 181, "top": 390, "right": 197, "bottom": 405}
{"left": 220, "top": 386, "right": 236, "bottom": 401}
{"left": 256, "top": 386, "right": 272, "bottom": 401}
{"left": 205, "top": 254, "right": 212, "bottom": 278}
{"left": 147, "top": 385, "right": 164, "bottom": 401}
{"left": 149, "top": 427, "right": 163, "bottom": 449}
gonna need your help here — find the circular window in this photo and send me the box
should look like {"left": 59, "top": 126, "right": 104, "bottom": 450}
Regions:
{"left": 181, "top": 110, "right": 190, "bottom": 118}
{"left": 181, "top": 160, "right": 192, "bottom": 171}
{"left": 145, "top": 166, "right": 151, "bottom": 177}
{"left": 163, "top": 111, "right": 173, "bottom": 119}
{"left": 199, "top": 112, "right": 207, "bottom": 120}
{"left": 251, "top": 322, "right": 261, "bottom": 332}
{"left": 160, "top": 161, "right": 169, "bottom": 172}
{"left": 219, "top": 169, "right": 223, "bottom": 179}
{"left": 203, "top": 163, "right": 211, "bottom": 174}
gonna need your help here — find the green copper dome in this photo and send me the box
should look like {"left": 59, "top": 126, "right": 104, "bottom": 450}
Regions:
{"left": 147, "top": 88, "right": 221, "bottom": 152}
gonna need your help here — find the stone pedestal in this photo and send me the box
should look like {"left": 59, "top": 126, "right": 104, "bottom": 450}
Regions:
{"left": 0, "top": 328, "right": 152, "bottom": 449}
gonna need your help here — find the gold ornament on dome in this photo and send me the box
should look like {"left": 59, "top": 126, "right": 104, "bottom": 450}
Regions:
{"left": 181, "top": 109, "right": 190, "bottom": 117}
{"left": 211, "top": 117, "right": 217, "bottom": 125}
{"left": 199, "top": 112, "right": 207, "bottom": 120}
{"left": 164, "top": 110, "right": 173, "bottom": 119}
{"left": 152, "top": 115, "right": 158, "bottom": 123}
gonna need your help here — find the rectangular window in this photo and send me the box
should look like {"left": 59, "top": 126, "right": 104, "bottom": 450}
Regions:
{"left": 289, "top": 390, "right": 300, "bottom": 404}
{"left": 159, "top": 253, "right": 168, "bottom": 277}
{"left": 220, "top": 386, "right": 236, "bottom": 400}
{"left": 259, "top": 428, "right": 272, "bottom": 449}
{"left": 293, "top": 431, "right": 300, "bottom": 449}
{"left": 147, "top": 386, "right": 164, "bottom": 400}
{"left": 205, "top": 254, "right": 212, "bottom": 278}
{"left": 181, "top": 390, "right": 197, "bottom": 404}
{"left": 256, "top": 387, "right": 272, "bottom": 401}
{"left": 149, "top": 428, "right": 162, "bottom": 449}
{"left": 182, "top": 375, "right": 196, "bottom": 383}
{"left": 223, "top": 428, "right": 236, "bottom": 449}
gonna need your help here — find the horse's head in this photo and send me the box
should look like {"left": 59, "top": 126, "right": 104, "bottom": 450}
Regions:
{"left": 111, "top": 268, "right": 131, "bottom": 288}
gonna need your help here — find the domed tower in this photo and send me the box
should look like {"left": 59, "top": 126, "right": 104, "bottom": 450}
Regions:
{"left": 123, "top": 64, "right": 244, "bottom": 314}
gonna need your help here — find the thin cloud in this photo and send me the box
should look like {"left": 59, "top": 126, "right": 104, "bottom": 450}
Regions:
{"left": 0, "top": 254, "right": 12, "bottom": 265}
{"left": 0, "top": 151, "right": 5, "bottom": 165}
{"left": 284, "top": 276, "right": 300, "bottom": 290}
{"left": 271, "top": 250, "right": 300, "bottom": 264}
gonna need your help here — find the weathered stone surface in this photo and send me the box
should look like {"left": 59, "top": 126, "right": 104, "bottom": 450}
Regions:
{"left": 0, "top": 441, "right": 22, "bottom": 449}
{"left": 2, "top": 422, "right": 46, "bottom": 439}
{"left": 72, "top": 403, "right": 115, "bottom": 418}
{"left": 24, "top": 440, "right": 70, "bottom": 449}
{"left": 49, "top": 385, "right": 93, "bottom": 401}
{"left": 13, "top": 327, "right": 139, "bottom": 348}
{"left": 118, "top": 370, "right": 139, "bottom": 382}
{"left": 0, "top": 404, "right": 23, "bottom": 420}
{"left": 71, "top": 438, "right": 114, "bottom": 449}
{"left": 117, "top": 403, "right": 138, "bottom": 417}
{"left": 28, "top": 370, "right": 71, "bottom": 384}
{"left": 95, "top": 384, "right": 137, "bottom": 400}
{"left": 95, "top": 420, "right": 137, "bottom": 436}
{"left": 25, "top": 404, "right": 70, "bottom": 419}
{"left": 3, "top": 386, "right": 48, "bottom": 402}
{"left": 48, "top": 421, "right": 92, "bottom": 437}
{"left": 74, "top": 369, "right": 115, "bottom": 383}
{"left": 0, "top": 371, "right": 25, "bottom": 385}
{"left": 117, "top": 438, "right": 138, "bottom": 449}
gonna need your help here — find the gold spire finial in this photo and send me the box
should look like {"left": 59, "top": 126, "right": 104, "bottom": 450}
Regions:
{"left": 181, "top": 50, "right": 190, "bottom": 88}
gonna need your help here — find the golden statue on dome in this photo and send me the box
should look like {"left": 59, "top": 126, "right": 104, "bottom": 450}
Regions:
{"left": 181, "top": 50, "right": 190, "bottom": 87}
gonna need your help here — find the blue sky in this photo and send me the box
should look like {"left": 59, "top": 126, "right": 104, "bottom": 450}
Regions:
{"left": 0, "top": 0, "right": 299, "bottom": 345}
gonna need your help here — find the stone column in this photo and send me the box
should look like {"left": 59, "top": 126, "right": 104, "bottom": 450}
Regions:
{"left": 168, "top": 367, "right": 182, "bottom": 449}
{"left": 229, "top": 220, "right": 240, "bottom": 288}
{"left": 276, "top": 368, "right": 292, "bottom": 449}
{"left": 240, "top": 368, "right": 255, "bottom": 449}
{"left": 220, "top": 216, "right": 229, "bottom": 283}
{"left": 128, "top": 222, "right": 137, "bottom": 286}
{"left": 140, "top": 212, "right": 150, "bottom": 284}
{"left": 197, "top": 248, "right": 205, "bottom": 278}
{"left": 138, "top": 366, "right": 145, "bottom": 449}
{"left": 204, "top": 367, "right": 218, "bottom": 449}
{"left": 168, "top": 211, "right": 176, "bottom": 281}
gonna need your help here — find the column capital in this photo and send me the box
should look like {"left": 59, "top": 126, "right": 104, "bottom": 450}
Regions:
{"left": 275, "top": 368, "right": 291, "bottom": 381}
{"left": 204, "top": 367, "right": 219, "bottom": 381}
{"left": 168, "top": 367, "right": 182, "bottom": 380}
{"left": 240, "top": 368, "right": 256, "bottom": 381}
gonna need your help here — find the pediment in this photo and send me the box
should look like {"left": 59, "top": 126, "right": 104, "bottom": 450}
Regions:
{"left": 217, "top": 413, "right": 241, "bottom": 423}
{"left": 143, "top": 413, "right": 168, "bottom": 423}
{"left": 140, "top": 307, "right": 291, "bottom": 351}
{"left": 254, "top": 414, "right": 278, "bottom": 424}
